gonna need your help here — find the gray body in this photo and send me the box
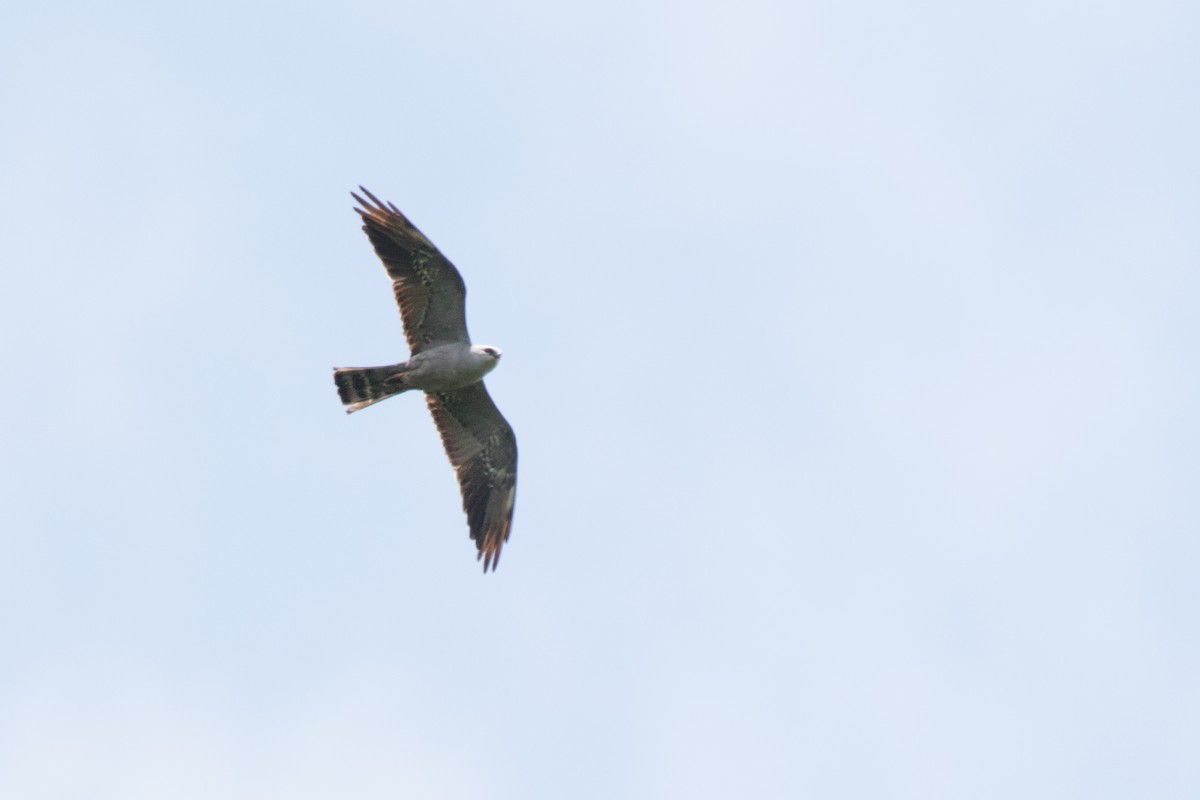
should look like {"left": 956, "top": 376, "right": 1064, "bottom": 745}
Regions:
{"left": 404, "top": 343, "right": 500, "bottom": 392}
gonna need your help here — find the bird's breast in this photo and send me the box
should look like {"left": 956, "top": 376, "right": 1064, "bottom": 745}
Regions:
{"left": 405, "top": 345, "right": 496, "bottom": 391}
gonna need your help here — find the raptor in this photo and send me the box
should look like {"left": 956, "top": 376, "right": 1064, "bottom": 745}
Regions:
{"left": 334, "top": 188, "right": 517, "bottom": 572}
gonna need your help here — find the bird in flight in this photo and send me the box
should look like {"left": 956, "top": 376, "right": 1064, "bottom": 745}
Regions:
{"left": 334, "top": 188, "right": 517, "bottom": 572}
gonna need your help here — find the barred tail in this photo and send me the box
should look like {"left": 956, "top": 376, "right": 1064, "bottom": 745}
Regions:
{"left": 333, "top": 363, "right": 411, "bottom": 413}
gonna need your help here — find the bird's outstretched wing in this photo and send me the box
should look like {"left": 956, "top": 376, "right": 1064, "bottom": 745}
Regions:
{"left": 352, "top": 187, "right": 469, "bottom": 354}
{"left": 426, "top": 382, "right": 518, "bottom": 572}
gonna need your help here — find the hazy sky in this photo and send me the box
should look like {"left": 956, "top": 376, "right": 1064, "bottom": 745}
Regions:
{"left": 2, "top": 1, "right": 1197, "bottom": 798}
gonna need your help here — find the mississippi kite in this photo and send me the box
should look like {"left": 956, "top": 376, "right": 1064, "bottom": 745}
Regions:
{"left": 334, "top": 188, "right": 517, "bottom": 572}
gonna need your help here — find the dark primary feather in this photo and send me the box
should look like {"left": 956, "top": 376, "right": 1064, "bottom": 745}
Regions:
{"left": 425, "top": 382, "right": 518, "bottom": 572}
{"left": 352, "top": 187, "right": 470, "bottom": 354}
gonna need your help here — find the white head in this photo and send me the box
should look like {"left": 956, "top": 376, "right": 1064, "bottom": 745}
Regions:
{"left": 471, "top": 345, "right": 503, "bottom": 375}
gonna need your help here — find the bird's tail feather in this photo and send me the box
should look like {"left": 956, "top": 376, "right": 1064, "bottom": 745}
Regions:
{"left": 333, "top": 364, "right": 411, "bottom": 413}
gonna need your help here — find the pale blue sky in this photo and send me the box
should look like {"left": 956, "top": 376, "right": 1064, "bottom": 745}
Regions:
{"left": 2, "top": 1, "right": 1198, "bottom": 797}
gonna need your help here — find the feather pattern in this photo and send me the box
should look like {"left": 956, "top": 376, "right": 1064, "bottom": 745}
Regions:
{"left": 426, "top": 383, "right": 518, "bottom": 572}
{"left": 352, "top": 187, "right": 469, "bottom": 354}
